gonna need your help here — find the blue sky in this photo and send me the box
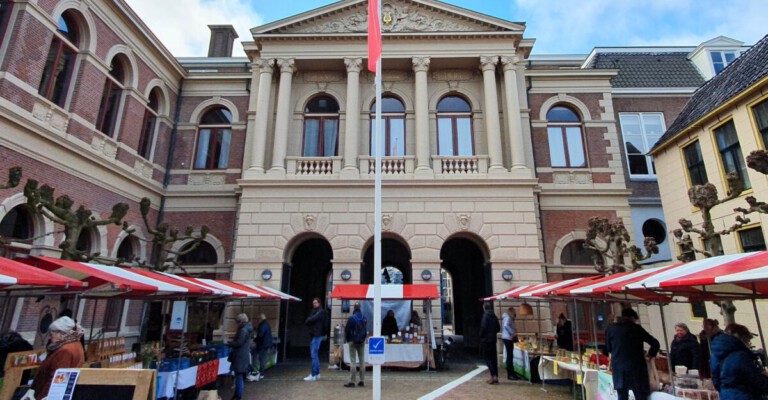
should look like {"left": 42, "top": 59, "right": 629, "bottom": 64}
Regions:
{"left": 124, "top": 0, "right": 767, "bottom": 57}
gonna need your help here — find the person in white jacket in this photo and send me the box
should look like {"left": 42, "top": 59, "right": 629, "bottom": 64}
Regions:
{"left": 501, "top": 307, "right": 520, "bottom": 380}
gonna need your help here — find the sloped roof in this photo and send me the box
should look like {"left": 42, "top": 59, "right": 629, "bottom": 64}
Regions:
{"left": 588, "top": 52, "right": 705, "bottom": 88}
{"left": 651, "top": 34, "right": 768, "bottom": 153}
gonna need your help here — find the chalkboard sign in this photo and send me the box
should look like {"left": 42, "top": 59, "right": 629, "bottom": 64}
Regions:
{"left": 49, "top": 368, "right": 156, "bottom": 400}
{"left": 71, "top": 385, "right": 135, "bottom": 400}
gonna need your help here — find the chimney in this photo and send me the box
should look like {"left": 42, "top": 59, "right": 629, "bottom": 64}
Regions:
{"left": 207, "top": 25, "right": 239, "bottom": 57}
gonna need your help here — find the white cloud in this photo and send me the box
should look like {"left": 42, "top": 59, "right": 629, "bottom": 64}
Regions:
{"left": 124, "top": 0, "right": 264, "bottom": 57}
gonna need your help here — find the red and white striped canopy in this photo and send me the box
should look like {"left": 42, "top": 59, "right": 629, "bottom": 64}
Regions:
{"left": 552, "top": 265, "right": 678, "bottom": 301}
{"left": 625, "top": 251, "right": 768, "bottom": 299}
{"left": 0, "top": 257, "right": 85, "bottom": 291}
{"left": 189, "top": 278, "right": 300, "bottom": 301}
{"left": 482, "top": 277, "right": 599, "bottom": 301}
{"left": 330, "top": 284, "right": 440, "bottom": 300}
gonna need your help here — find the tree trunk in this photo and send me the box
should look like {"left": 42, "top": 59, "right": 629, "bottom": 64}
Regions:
{"left": 718, "top": 300, "right": 737, "bottom": 326}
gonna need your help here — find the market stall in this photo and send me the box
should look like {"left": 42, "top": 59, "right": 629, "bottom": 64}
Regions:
{"left": 330, "top": 284, "right": 439, "bottom": 369}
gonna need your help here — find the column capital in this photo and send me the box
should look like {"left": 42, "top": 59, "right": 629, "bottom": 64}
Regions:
{"left": 479, "top": 56, "right": 499, "bottom": 71}
{"left": 412, "top": 56, "right": 431, "bottom": 72}
{"left": 500, "top": 56, "right": 521, "bottom": 70}
{"left": 276, "top": 58, "right": 296, "bottom": 74}
{"left": 344, "top": 57, "right": 363, "bottom": 73}
{"left": 253, "top": 58, "right": 275, "bottom": 73}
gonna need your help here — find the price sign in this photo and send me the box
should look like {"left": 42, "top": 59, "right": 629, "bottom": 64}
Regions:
{"left": 368, "top": 336, "right": 385, "bottom": 365}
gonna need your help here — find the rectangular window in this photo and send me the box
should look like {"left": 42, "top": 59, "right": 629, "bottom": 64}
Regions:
{"left": 547, "top": 126, "right": 586, "bottom": 168}
{"left": 714, "top": 120, "right": 751, "bottom": 190}
{"left": 710, "top": 51, "right": 737, "bottom": 74}
{"left": 619, "top": 113, "right": 665, "bottom": 178}
{"left": 370, "top": 118, "right": 405, "bottom": 156}
{"left": 677, "top": 241, "right": 695, "bottom": 262}
{"left": 38, "top": 38, "right": 77, "bottom": 106}
{"left": 103, "top": 299, "right": 124, "bottom": 332}
{"left": 437, "top": 116, "right": 473, "bottom": 156}
{"left": 96, "top": 79, "right": 122, "bottom": 137}
{"left": 683, "top": 141, "right": 708, "bottom": 186}
{"left": 752, "top": 99, "right": 768, "bottom": 147}
{"left": 138, "top": 112, "right": 156, "bottom": 159}
{"left": 194, "top": 128, "right": 231, "bottom": 169}
{"left": 738, "top": 226, "right": 766, "bottom": 252}
{"left": 690, "top": 302, "right": 707, "bottom": 319}
{"left": 303, "top": 117, "right": 338, "bottom": 157}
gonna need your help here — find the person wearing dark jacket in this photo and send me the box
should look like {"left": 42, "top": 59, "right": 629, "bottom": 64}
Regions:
{"left": 228, "top": 313, "right": 253, "bottom": 400}
{"left": 699, "top": 318, "right": 723, "bottom": 379}
{"left": 605, "top": 308, "right": 660, "bottom": 400}
{"left": 670, "top": 322, "right": 700, "bottom": 372}
{"left": 710, "top": 323, "right": 768, "bottom": 400}
{"left": 0, "top": 331, "right": 32, "bottom": 378}
{"left": 479, "top": 302, "right": 500, "bottom": 385}
{"left": 344, "top": 302, "right": 367, "bottom": 388}
{"left": 247, "top": 313, "right": 273, "bottom": 382}
{"left": 304, "top": 297, "right": 327, "bottom": 381}
{"left": 381, "top": 310, "right": 399, "bottom": 338}
{"left": 556, "top": 313, "right": 574, "bottom": 351}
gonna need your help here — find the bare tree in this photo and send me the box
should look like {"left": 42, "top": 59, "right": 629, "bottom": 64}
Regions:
{"left": 584, "top": 216, "right": 659, "bottom": 274}
{"left": 122, "top": 197, "right": 209, "bottom": 272}
{"left": 23, "top": 179, "right": 128, "bottom": 261}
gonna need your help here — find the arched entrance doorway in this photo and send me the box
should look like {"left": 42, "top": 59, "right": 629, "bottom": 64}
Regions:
{"left": 281, "top": 237, "right": 333, "bottom": 358}
{"left": 361, "top": 237, "right": 412, "bottom": 284}
{"left": 440, "top": 235, "right": 490, "bottom": 349}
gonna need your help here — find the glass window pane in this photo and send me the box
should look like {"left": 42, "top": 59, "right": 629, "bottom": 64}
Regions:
{"left": 201, "top": 107, "right": 232, "bottom": 124}
{"left": 548, "top": 127, "right": 566, "bottom": 167}
{"left": 303, "top": 119, "right": 320, "bottom": 156}
{"left": 566, "top": 127, "right": 585, "bottom": 167}
{"left": 389, "top": 119, "right": 405, "bottom": 156}
{"left": 625, "top": 136, "right": 644, "bottom": 155}
{"left": 437, "top": 118, "right": 454, "bottom": 156}
{"left": 437, "top": 96, "right": 471, "bottom": 113}
{"left": 323, "top": 119, "right": 339, "bottom": 156}
{"left": 370, "top": 119, "right": 377, "bottom": 156}
{"left": 217, "top": 129, "right": 231, "bottom": 169}
{"left": 306, "top": 95, "right": 339, "bottom": 113}
{"left": 641, "top": 114, "right": 664, "bottom": 137}
{"left": 740, "top": 227, "right": 766, "bottom": 252}
{"left": 710, "top": 52, "right": 723, "bottom": 63}
{"left": 629, "top": 154, "right": 649, "bottom": 175}
{"left": 456, "top": 118, "right": 473, "bottom": 155}
{"left": 724, "top": 52, "right": 736, "bottom": 63}
{"left": 195, "top": 129, "right": 211, "bottom": 168}
{"left": 547, "top": 106, "right": 580, "bottom": 122}
{"left": 619, "top": 114, "right": 642, "bottom": 136}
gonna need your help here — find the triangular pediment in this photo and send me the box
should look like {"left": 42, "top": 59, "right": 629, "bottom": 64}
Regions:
{"left": 253, "top": 0, "right": 525, "bottom": 35}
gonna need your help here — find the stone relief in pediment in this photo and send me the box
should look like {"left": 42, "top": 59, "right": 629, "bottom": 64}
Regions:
{"left": 280, "top": 1, "right": 496, "bottom": 34}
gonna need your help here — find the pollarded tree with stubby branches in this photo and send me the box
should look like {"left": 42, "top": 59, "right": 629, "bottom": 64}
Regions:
{"left": 122, "top": 197, "right": 209, "bottom": 272}
{"left": 23, "top": 179, "right": 129, "bottom": 261}
{"left": 584, "top": 216, "right": 659, "bottom": 275}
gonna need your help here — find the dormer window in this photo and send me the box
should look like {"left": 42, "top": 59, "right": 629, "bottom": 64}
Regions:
{"left": 710, "top": 51, "right": 737, "bottom": 74}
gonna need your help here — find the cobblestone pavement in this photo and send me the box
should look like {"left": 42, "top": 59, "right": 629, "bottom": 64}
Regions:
{"left": 217, "top": 360, "right": 573, "bottom": 400}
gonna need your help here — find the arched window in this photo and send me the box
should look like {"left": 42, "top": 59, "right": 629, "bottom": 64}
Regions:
{"left": 303, "top": 95, "right": 339, "bottom": 157}
{"left": 177, "top": 241, "right": 218, "bottom": 265}
{"left": 75, "top": 229, "right": 92, "bottom": 254}
{"left": 138, "top": 89, "right": 160, "bottom": 159}
{"left": 561, "top": 240, "right": 601, "bottom": 265}
{"left": 97, "top": 56, "right": 127, "bottom": 137}
{"left": 116, "top": 236, "right": 138, "bottom": 262}
{"left": 370, "top": 96, "right": 405, "bottom": 156}
{"left": 194, "top": 106, "right": 232, "bottom": 169}
{"left": 547, "top": 106, "right": 586, "bottom": 168}
{"left": 38, "top": 10, "right": 80, "bottom": 107}
{"left": 0, "top": 205, "right": 33, "bottom": 241}
{"left": 437, "top": 95, "right": 473, "bottom": 156}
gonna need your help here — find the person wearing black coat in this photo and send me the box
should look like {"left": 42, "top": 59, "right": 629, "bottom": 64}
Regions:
{"left": 304, "top": 297, "right": 327, "bottom": 381}
{"left": 699, "top": 318, "right": 723, "bottom": 379}
{"left": 605, "top": 308, "right": 660, "bottom": 400}
{"left": 710, "top": 323, "right": 768, "bottom": 400}
{"left": 670, "top": 322, "right": 701, "bottom": 371}
{"left": 479, "top": 302, "right": 500, "bottom": 385}
{"left": 227, "top": 313, "right": 253, "bottom": 400}
{"left": 556, "top": 313, "right": 574, "bottom": 351}
{"left": 381, "top": 310, "right": 399, "bottom": 338}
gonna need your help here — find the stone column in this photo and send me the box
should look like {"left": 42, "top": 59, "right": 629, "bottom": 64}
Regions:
{"left": 500, "top": 56, "right": 529, "bottom": 173}
{"left": 268, "top": 58, "right": 296, "bottom": 176}
{"left": 341, "top": 57, "right": 362, "bottom": 178}
{"left": 246, "top": 58, "right": 274, "bottom": 177}
{"left": 480, "top": 56, "right": 505, "bottom": 173}
{"left": 413, "top": 56, "right": 433, "bottom": 177}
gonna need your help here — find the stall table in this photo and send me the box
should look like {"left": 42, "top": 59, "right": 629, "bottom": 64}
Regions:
{"left": 342, "top": 343, "right": 434, "bottom": 369}
{"left": 539, "top": 356, "right": 600, "bottom": 400}
{"left": 156, "top": 357, "right": 230, "bottom": 399}
{"left": 510, "top": 347, "right": 545, "bottom": 382}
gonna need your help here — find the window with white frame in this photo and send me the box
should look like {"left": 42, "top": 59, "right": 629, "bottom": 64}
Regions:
{"left": 710, "top": 51, "right": 738, "bottom": 74}
{"left": 619, "top": 113, "right": 665, "bottom": 178}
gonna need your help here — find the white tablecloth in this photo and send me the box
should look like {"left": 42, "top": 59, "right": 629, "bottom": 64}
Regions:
{"left": 342, "top": 343, "right": 426, "bottom": 366}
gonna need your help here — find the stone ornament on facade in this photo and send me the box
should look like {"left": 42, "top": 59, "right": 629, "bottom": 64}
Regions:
{"left": 500, "top": 56, "right": 521, "bottom": 70}
{"left": 188, "top": 172, "right": 226, "bottom": 185}
{"left": 479, "top": 55, "right": 499, "bottom": 71}
{"left": 553, "top": 171, "right": 593, "bottom": 185}
{"left": 343, "top": 57, "right": 363, "bottom": 73}
{"left": 277, "top": 58, "right": 296, "bottom": 74}
{"left": 287, "top": 3, "right": 482, "bottom": 34}
{"left": 432, "top": 69, "right": 476, "bottom": 82}
{"left": 412, "top": 56, "right": 431, "bottom": 72}
{"left": 382, "top": 214, "right": 393, "bottom": 231}
{"left": 303, "top": 71, "right": 345, "bottom": 83}
{"left": 253, "top": 58, "right": 274, "bottom": 73}
{"left": 304, "top": 214, "right": 317, "bottom": 231}
{"left": 457, "top": 213, "right": 471, "bottom": 230}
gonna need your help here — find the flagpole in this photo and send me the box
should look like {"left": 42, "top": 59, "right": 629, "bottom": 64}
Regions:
{"left": 372, "top": 0, "right": 382, "bottom": 398}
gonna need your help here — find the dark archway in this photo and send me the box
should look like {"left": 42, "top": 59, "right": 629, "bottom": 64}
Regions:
{"left": 361, "top": 238, "right": 412, "bottom": 284}
{"left": 440, "top": 236, "right": 489, "bottom": 349}
{"left": 281, "top": 237, "right": 333, "bottom": 358}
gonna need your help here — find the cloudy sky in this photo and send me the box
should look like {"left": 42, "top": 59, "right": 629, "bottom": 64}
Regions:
{"left": 124, "top": 0, "right": 767, "bottom": 57}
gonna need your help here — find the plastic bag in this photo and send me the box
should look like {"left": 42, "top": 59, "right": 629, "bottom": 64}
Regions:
{"left": 647, "top": 358, "right": 661, "bottom": 391}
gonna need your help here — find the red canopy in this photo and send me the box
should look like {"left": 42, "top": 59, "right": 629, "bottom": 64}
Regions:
{"left": 0, "top": 257, "right": 85, "bottom": 291}
{"left": 552, "top": 266, "right": 678, "bottom": 301}
{"left": 482, "top": 277, "right": 599, "bottom": 301}
{"left": 330, "top": 284, "right": 440, "bottom": 300}
{"left": 180, "top": 278, "right": 300, "bottom": 301}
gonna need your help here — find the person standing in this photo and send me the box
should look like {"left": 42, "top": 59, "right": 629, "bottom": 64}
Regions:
{"left": 304, "top": 297, "right": 327, "bottom": 381}
{"left": 605, "top": 308, "right": 660, "bottom": 400}
{"left": 479, "top": 301, "right": 500, "bottom": 384}
{"left": 556, "top": 313, "right": 574, "bottom": 351}
{"left": 699, "top": 318, "right": 723, "bottom": 379}
{"left": 344, "top": 302, "right": 368, "bottom": 388}
{"left": 501, "top": 307, "right": 519, "bottom": 380}
{"left": 669, "top": 322, "right": 700, "bottom": 372}
{"left": 23, "top": 317, "right": 85, "bottom": 400}
{"left": 710, "top": 323, "right": 768, "bottom": 399}
{"left": 381, "top": 309, "right": 399, "bottom": 338}
{"left": 247, "top": 313, "right": 272, "bottom": 382}
{"left": 227, "top": 313, "right": 253, "bottom": 400}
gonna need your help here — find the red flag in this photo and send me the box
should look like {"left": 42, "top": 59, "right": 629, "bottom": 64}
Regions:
{"left": 368, "top": 0, "right": 381, "bottom": 72}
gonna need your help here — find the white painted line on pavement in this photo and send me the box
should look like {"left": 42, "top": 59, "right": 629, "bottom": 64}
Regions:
{"left": 418, "top": 365, "right": 488, "bottom": 400}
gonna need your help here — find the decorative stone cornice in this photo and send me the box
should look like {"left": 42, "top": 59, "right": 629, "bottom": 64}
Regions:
{"left": 412, "top": 56, "right": 431, "bottom": 72}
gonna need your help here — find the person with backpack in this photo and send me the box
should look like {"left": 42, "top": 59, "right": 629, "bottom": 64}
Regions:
{"left": 247, "top": 313, "right": 273, "bottom": 382}
{"left": 344, "top": 302, "right": 368, "bottom": 388}
{"left": 480, "top": 301, "right": 501, "bottom": 384}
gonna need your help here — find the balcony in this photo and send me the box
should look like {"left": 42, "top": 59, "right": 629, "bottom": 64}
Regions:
{"left": 286, "top": 156, "right": 342, "bottom": 176}
{"left": 433, "top": 155, "right": 489, "bottom": 175}
{"left": 359, "top": 156, "right": 415, "bottom": 175}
